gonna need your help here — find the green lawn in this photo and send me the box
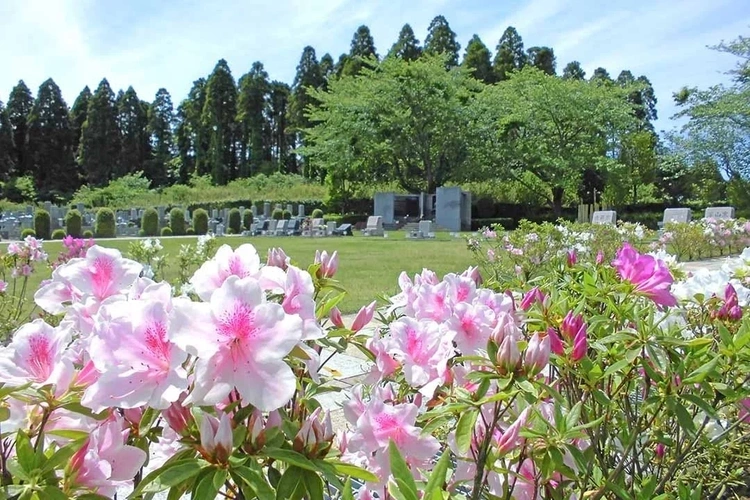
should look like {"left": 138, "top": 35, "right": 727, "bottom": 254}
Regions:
{"left": 12, "top": 233, "right": 475, "bottom": 314}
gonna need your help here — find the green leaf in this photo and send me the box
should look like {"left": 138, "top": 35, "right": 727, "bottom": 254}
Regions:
{"left": 341, "top": 478, "right": 356, "bottom": 500}
{"left": 131, "top": 460, "right": 203, "bottom": 496}
{"left": 15, "top": 430, "right": 37, "bottom": 474}
{"left": 717, "top": 323, "right": 733, "bottom": 347}
{"left": 330, "top": 461, "right": 380, "bottom": 483}
{"left": 232, "top": 464, "right": 276, "bottom": 500}
{"left": 670, "top": 398, "right": 697, "bottom": 437}
{"left": 455, "top": 409, "right": 478, "bottom": 455}
{"left": 423, "top": 449, "right": 451, "bottom": 498}
{"left": 192, "top": 468, "right": 222, "bottom": 500}
{"left": 302, "top": 469, "right": 325, "bottom": 500}
{"left": 46, "top": 429, "right": 91, "bottom": 441}
{"left": 683, "top": 356, "right": 720, "bottom": 384}
{"left": 681, "top": 394, "right": 719, "bottom": 420}
{"left": 388, "top": 440, "right": 418, "bottom": 500}
{"left": 40, "top": 486, "right": 69, "bottom": 500}
{"left": 565, "top": 402, "right": 583, "bottom": 430}
{"left": 605, "top": 479, "right": 632, "bottom": 500}
{"left": 276, "top": 466, "right": 304, "bottom": 500}
{"left": 603, "top": 358, "right": 630, "bottom": 378}
{"left": 263, "top": 448, "right": 318, "bottom": 472}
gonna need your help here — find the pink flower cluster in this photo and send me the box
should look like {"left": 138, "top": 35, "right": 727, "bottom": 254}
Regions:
{"left": 613, "top": 243, "right": 676, "bottom": 308}
{"left": 53, "top": 236, "right": 95, "bottom": 268}
{"left": 6, "top": 235, "right": 47, "bottom": 277}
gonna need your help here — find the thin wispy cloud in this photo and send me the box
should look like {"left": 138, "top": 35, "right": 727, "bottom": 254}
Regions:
{"left": 2, "top": 0, "right": 748, "bottom": 127}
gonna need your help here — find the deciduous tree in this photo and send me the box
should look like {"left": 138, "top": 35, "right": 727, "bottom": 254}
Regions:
{"left": 562, "top": 61, "right": 586, "bottom": 80}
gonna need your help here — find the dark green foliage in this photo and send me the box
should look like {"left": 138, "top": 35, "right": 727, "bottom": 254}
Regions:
{"left": 70, "top": 86, "right": 91, "bottom": 160}
{"left": 272, "top": 208, "right": 283, "bottom": 220}
{"left": 65, "top": 209, "right": 82, "bottom": 237}
{"left": 146, "top": 88, "right": 174, "bottom": 186}
{"left": 186, "top": 227, "right": 195, "bottom": 235}
{"left": 52, "top": 229, "right": 66, "bottom": 240}
{"left": 237, "top": 63, "right": 270, "bottom": 178}
{"left": 494, "top": 26, "right": 527, "bottom": 81}
{"left": 342, "top": 25, "right": 378, "bottom": 76}
{"left": 7, "top": 81, "right": 34, "bottom": 176}
{"left": 117, "top": 86, "right": 150, "bottom": 177}
{"left": 83, "top": 230, "right": 93, "bottom": 238}
{"left": 80, "top": 79, "right": 120, "bottom": 186}
{"left": 590, "top": 67, "right": 613, "bottom": 84}
{"left": 95, "top": 208, "right": 115, "bottom": 238}
{"left": 463, "top": 35, "right": 494, "bottom": 83}
{"left": 282, "top": 209, "right": 292, "bottom": 220}
{"left": 0, "top": 100, "right": 15, "bottom": 178}
{"left": 320, "top": 53, "right": 335, "bottom": 82}
{"left": 242, "top": 210, "right": 253, "bottom": 230}
{"left": 21, "top": 228, "right": 36, "bottom": 239}
{"left": 138, "top": 229, "right": 145, "bottom": 237}
{"left": 424, "top": 15, "right": 460, "bottom": 67}
{"left": 34, "top": 209, "right": 51, "bottom": 240}
{"left": 26, "top": 79, "right": 79, "bottom": 197}
{"left": 228, "top": 208, "right": 241, "bottom": 233}
{"left": 388, "top": 24, "right": 422, "bottom": 61}
{"left": 142, "top": 208, "right": 159, "bottom": 236}
{"left": 562, "top": 61, "right": 586, "bottom": 80}
{"left": 290, "top": 47, "right": 324, "bottom": 177}
{"left": 192, "top": 208, "right": 208, "bottom": 235}
{"left": 526, "top": 46, "right": 556, "bottom": 75}
{"left": 202, "top": 60, "right": 237, "bottom": 185}
{"left": 161, "top": 226, "right": 173, "bottom": 236}
{"left": 268, "top": 82, "right": 293, "bottom": 173}
{"left": 169, "top": 208, "right": 186, "bottom": 235}
{"left": 176, "top": 78, "right": 208, "bottom": 183}
{"left": 311, "top": 208, "right": 323, "bottom": 219}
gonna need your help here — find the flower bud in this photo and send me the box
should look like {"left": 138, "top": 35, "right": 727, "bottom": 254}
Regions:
{"left": 244, "top": 409, "right": 266, "bottom": 454}
{"left": 351, "top": 301, "right": 376, "bottom": 332}
{"left": 496, "top": 408, "right": 529, "bottom": 455}
{"left": 520, "top": 287, "right": 546, "bottom": 311}
{"left": 524, "top": 332, "right": 550, "bottom": 376}
{"left": 314, "top": 250, "right": 338, "bottom": 278}
{"left": 199, "top": 412, "right": 233, "bottom": 464}
{"left": 164, "top": 395, "right": 193, "bottom": 437}
{"left": 561, "top": 311, "right": 586, "bottom": 341}
{"left": 330, "top": 307, "right": 345, "bottom": 329}
{"left": 267, "top": 247, "right": 289, "bottom": 270}
{"left": 566, "top": 250, "right": 577, "bottom": 267}
{"left": 655, "top": 442, "right": 665, "bottom": 460}
{"left": 571, "top": 327, "right": 588, "bottom": 363}
{"left": 496, "top": 336, "right": 521, "bottom": 374}
{"left": 461, "top": 266, "right": 483, "bottom": 286}
{"left": 547, "top": 327, "right": 564, "bottom": 356}
{"left": 293, "top": 408, "right": 334, "bottom": 458}
{"left": 596, "top": 250, "right": 605, "bottom": 265}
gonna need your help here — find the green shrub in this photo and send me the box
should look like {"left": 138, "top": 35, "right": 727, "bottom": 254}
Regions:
{"left": 471, "top": 218, "right": 515, "bottom": 231}
{"left": 169, "top": 208, "right": 186, "bottom": 236}
{"left": 282, "top": 209, "right": 292, "bottom": 220}
{"left": 65, "top": 209, "right": 82, "bottom": 237}
{"left": 34, "top": 209, "right": 51, "bottom": 240}
{"left": 51, "top": 229, "right": 66, "bottom": 240}
{"left": 138, "top": 229, "right": 146, "bottom": 237}
{"left": 311, "top": 208, "right": 323, "bottom": 219}
{"left": 142, "top": 208, "right": 159, "bottom": 236}
{"left": 272, "top": 208, "right": 283, "bottom": 220}
{"left": 193, "top": 208, "right": 209, "bottom": 235}
{"left": 83, "top": 230, "right": 93, "bottom": 238}
{"left": 161, "top": 227, "right": 173, "bottom": 236}
{"left": 228, "top": 208, "right": 241, "bottom": 234}
{"left": 185, "top": 227, "right": 194, "bottom": 235}
{"left": 243, "top": 210, "right": 253, "bottom": 230}
{"left": 227, "top": 228, "right": 235, "bottom": 235}
{"left": 95, "top": 208, "right": 116, "bottom": 238}
{"left": 21, "top": 228, "right": 36, "bottom": 239}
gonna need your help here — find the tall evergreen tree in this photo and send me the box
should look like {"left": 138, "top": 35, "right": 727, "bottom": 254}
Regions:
{"left": 0, "top": 101, "right": 15, "bottom": 179}
{"left": 493, "top": 26, "right": 526, "bottom": 81}
{"left": 6, "top": 81, "right": 34, "bottom": 176}
{"left": 320, "top": 53, "right": 335, "bottom": 83}
{"left": 146, "top": 88, "right": 174, "bottom": 186}
{"left": 237, "top": 62, "right": 271, "bottom": 177}
{"left": 202, "top": 59, "right": 237, "bottom": 185}
{"left": 636, "top": 75, "right": 658, "bottom": 122}
{"left": 290, "top": 46, "right": 324, "bottom": 176}
{"left": 70, "top": 86, "right": 91, "bottom": 163}
{"left": 79, "top": 79, "right": 120, "bottom": 186}
{"left": 526, "top": 46, "right": 556, "bottom": 75}
{"left": 590, "top": 67, "right": 613, "bottom": 84}
{"left": 616, "top": 71, "right": 658, "bottom": 127}
{"left": 424, "top": 15, "right": 461, "bottom": 67}
{"left": 562, "top": 61, "right": 586, "bottom": 80}
{"left": 463, "top": 35, "right": 494, "bottom": 83}
{"left": 117, "top": 86, "right": 150, "bottom": 177}
{"left": 388, "top": 24, "right": 422, "bottom": 61}
{"left": 269, "top": 81, "right": 291, "bottom": 173}
{"left": 26, "top": 78, "right": 78, "bottom": 196}
{"left": 175, "top": 78, "right": 208, "bottom": 182}
{"left": 342, "top": 25, "right": 378, "bottom": 76}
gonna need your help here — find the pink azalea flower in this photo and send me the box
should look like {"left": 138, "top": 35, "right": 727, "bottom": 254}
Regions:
{"left": 171, "top": 275, "right": 303, "bottom": 410}
{"left": 82, "top": 298, "right": 188, "bottom": 411}
{"left": 612, "top": 243, "right": 677, "bottom": 308}
{"left": 329, "top": 307, "right": 345, "bottom": 328}
{"left": 596, "top": 250, "right": 605, "bottom": 265}
{"left": 266, "top": 247, "right": 289, "bottom": 270}
{"left": 445, "top": 273, "right": 478, "bottom": 303}
{"left": 314, "top": 250, "right": 339, "bottom": 278}
{"left": 190, "top": 244, "right": 286, "bottom": 301}
{"left": 365, "top": 332, "right": 400, "bottom": 383}
{"left": 490, "top": 311, "right": 522, "bottom": 346}
{"left": 447, "top": 302, "right": 495, "bottom": 354}
{"left": 56, "top": 246, "right": 142, "bottom": 303}
{"left": 66, "top": 420, "right": 147, "bottom": 498}
{"left": 389, "top": 318, "right": 455, "bottom": 396}
{"left": 496, "top": 336, "right": 521, "bottom": 374}
{"left": 34, "top": 267, "right": 80, "bottom": 314}
{"left": 0, "top": 319, "right": 74, "bottom": 393}
{"left": 293, "top": 407, "right": 334, "bottom": 457}
{"left": 351, "top": 301, "right": 377, "bottom": 332}
{"left": 281, "top": 265, "right": 324, "bottom": 340}
{"left": 495, "top": 407, "right": 531, "bottom": 455}
{"left": 717, "top": 283, "right": 743, "bottom": 321}
{"left": 566, "top": 250, "right": 577, "bottom": 267}
{"left": 520, "top": 287, "right": 546, "bottom": 311}
{"left": 561, "top": 311, "right": 588, "bottom": 363}
{"left": 414, "top": 282, "right": 452, "bottom": 322}
{"left": 547, "top": 327, "right": 564, "bottom": 356}
{"left": 461, "top": 266, "right": 483, "bottom": 286}
{"left": 0, "top": 280, "right": 7, "bottom": 293}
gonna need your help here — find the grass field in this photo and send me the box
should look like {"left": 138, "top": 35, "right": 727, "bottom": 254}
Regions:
{"left": 10, "top": 233, "right": 475, "bottom": 315}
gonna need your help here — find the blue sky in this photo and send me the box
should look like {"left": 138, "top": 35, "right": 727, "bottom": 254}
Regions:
{"left": 2, "top": 0, "right": 749, "bottom": 130}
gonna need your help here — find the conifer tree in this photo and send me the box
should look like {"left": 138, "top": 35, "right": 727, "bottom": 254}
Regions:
{"left": 493, "top": 26, "right": 527, "bottom": 81}
{"left": 463, "top": 35, "right": 494, "bottom": 83}
{"left": 117, "top": 86, "right": 150, "bottom": 177}
{"left": 146, "top": 88, "right": 174, "bottom": 186}
{"left": 202, "top": 59, "right": 237, "bottom": 184}
{"left": 6, "top": 81, "right": 34, "bottom": 176}
{"left": 388, "top": 24, "right": 422, "bottom": 61}
{"left": 237, "top": 62, "right": 271, "bottom": 177}
{"left": 79, "top": 79, "right": 120, "bottom": 186}
{"left": 424, "top": 15, "right": 461, "bottom": 67}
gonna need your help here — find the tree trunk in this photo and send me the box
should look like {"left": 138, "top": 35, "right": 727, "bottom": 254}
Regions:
{"left": 632, "top": 183, "right": 638, "bottom": 205}
{"left": 552, "top": 186, "right": 564, "bottom": 218}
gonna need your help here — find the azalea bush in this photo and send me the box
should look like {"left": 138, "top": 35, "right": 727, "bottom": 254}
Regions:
{"left": 0, "top": 236, "right": 48, "bottom": 339}
{"left": 175, "top": 234, "right": 219, "bottom": 290}
{"left": 127, "top": 238, "right": 167, "bottom": 281}
{"left": 659, "top": 218, "right": 750, "bottom": 261}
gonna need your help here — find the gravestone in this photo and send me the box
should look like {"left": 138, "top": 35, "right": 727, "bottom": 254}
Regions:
{"left": 77, "top": 203, "right": 85, "bottom": 214}
{"left": 704, "top": 206, "right": 735, "bottom": 220}
{"left": 216, "top": 223, "right": 225, "bottom": 237}
{"left": 436, "top": 186, "right": 471, "bottom": 232}
{"left": 298, "top": 204, "right": 305, "bottom": 218}
{"left": 43, "top": 201, "right": 52, "bottom": 213}
{"left": 130, "top": 209, "right": 137, "bottom": 221}
{"left": 263, "top": 202, "right": 271, "bottom": 218}
{"left": 374, "top": 192, "right": 396, "bottom": 225}
{"left": 663, "top": 208, "right": 691, "bottom": 225}
{"left": 221, "top": 208, "right": 229, "bottom": 223}
{"left": 251, "top": 206, "right": 257, "bottom": 217}
{"left": 286, "top": 204, "right": 293, "bottom": 215}
{"left": 26, "top": 206, "right": 33, "bottom": 216}
{"left": 157, "top": 206, "right": 166, "bottom": 224}
{"left": 591, "top": 210, "right": 617, "bottom": 225}
{"left": 209, "top": 220, "right": 218, "bottom": 234}
{"left": 211, "top": 209, "right": 218, "bottom": 220}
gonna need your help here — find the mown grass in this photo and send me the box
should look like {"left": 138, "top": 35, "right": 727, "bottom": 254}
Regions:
{"left": 10, "top": 233, "right": 475, "bottom": 315}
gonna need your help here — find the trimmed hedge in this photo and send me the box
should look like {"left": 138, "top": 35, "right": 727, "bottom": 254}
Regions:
{"left": 193, "top": 209, "right": 209, "bottom": 235}
{"left": 272, "top": 208, "right": 283, "bottom": 220}
{"left": 161, "top": 227, "right": 173, "bottom": 236}
{"left": 142, "top": 208, "right": 159, "bottom": 236}
{"left": 51, "top": 229, "right": 66, "bottom": 240}
{"left": 34, "top": 210, "right": 51, "bottom": 240}
{"left": 323, "top": 214, "right": 369, "bottom": 226}
{"left": 228, "top": 208, "right": 241, "bottom": 234}
{"left": 169, "top": 208, "right": 186, "bottom": 236}
{"left": 65, "top": 209, "right": 82, "bottom": 237}
{"left": 186, "top": 227, "right": 195, "bottom": 235}
{"left": 95, "top": 208, "right": 116, "bottom": 238}
{"left": 83, "top": 230, "right": 93, "bottom": 238}
{"left": 311, "top": 208, "right": 323, "bottom": 219}
{"left": 282, "top": 210, "right": 292, "bottom": 220}
{"left": 21, "top": 228, "right": 36, "bottom": 239}
{"left": 243, "top": 210, "right": 253, "bottom": 230}
{"left": 471, "top": 218, "right": 515, "bottom": 231}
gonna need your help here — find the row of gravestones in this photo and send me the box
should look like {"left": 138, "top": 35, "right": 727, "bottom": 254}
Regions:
{"left": 591, "top": 206, "right": 736, "bottom": 226}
